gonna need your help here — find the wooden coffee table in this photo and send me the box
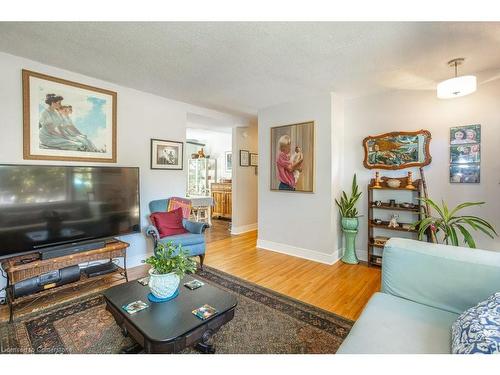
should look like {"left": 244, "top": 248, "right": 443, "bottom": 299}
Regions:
{"left": 103, "top": 276, "right": 237, "bottom": 353}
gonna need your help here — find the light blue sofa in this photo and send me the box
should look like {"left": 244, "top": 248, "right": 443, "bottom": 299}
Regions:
{"left": 146, "top": 198, "right": 207, "bottom": 268}
{"left": 338, "top": 238, "right": 500, "bottom": 354}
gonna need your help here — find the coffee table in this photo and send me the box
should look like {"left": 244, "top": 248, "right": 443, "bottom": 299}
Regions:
{"left": 103, "top": 276, "right": 237, "bottom": 353}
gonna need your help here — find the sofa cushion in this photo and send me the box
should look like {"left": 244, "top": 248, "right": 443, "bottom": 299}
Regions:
{"left": 452, "top": 292, "right": 500, "bottom": 354}
{"left": 150, "top": 208, "right": 187, "bottom": 237}
{"left": 337, "top": 292, "right": 458, "bottom": 354}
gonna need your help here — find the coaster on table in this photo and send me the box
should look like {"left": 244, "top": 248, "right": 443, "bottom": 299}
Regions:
{"left": 147, "top": 288, "right": 179, "bottom": 303}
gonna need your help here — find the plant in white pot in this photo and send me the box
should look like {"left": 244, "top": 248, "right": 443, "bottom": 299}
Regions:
{"left": 335, "top": 174, "right": 362, "bottom": 264}
{"left": 144, "top": 241, "right": 197, "bottom": 301}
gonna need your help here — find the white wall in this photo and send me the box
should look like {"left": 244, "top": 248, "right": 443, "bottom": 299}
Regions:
{"left": 231, "top": 124, "right": 259, "bottom": 234}
{"left": 0, "top": 51, "right": 248, "bottom": 281}
{"left": 186, "top": 127, "right": 232, "bottom": 181}
{"left": 257, "top": 94, "right": 342, "bottom": 263}
{"left": 344, "top": 81, "right": 500, "bottom": 257}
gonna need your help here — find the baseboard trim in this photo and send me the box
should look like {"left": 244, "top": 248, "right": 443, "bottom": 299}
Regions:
{"left": 231, "top": 223, "right": 258, "bottom": 235}
{"left": 338, "top": 248, "right": 368, "bottom": 262}
{"left": 257, "top": 239, "right": 339, "bottom": 265}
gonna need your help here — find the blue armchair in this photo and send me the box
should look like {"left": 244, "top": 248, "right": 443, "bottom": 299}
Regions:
{"left": 146, "top": 198, "right": 208, "bottom": 268}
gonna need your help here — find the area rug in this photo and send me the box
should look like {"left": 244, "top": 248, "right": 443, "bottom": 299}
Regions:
{"left": 0, "top": 266, "right": 353, "bottom": 354}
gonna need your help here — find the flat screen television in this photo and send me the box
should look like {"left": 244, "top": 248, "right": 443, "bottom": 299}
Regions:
{"left": 0, "top": 165, "right": 140, "bottom": 259}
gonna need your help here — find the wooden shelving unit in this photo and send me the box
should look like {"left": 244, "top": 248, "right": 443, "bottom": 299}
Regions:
{"left": 367, "top": 177, "right": 427, "bottom": 267}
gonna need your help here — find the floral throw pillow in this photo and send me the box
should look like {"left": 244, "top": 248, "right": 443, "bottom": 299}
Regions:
{"left": 452, "top": 292, "right": 500, "bottom": 354}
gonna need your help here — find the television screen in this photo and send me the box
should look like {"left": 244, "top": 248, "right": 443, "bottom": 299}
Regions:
{"left": 0, "top": 165, "right": 140, "bottom": 258}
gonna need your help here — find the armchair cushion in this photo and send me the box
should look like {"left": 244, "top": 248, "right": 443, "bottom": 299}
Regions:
{"left": 150, "top": 208, "right": 188, "bottom": 238}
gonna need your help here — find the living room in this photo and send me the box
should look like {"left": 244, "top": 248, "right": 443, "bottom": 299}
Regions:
{"left": 1, "top": 2, "right": 500, "bottom": 374}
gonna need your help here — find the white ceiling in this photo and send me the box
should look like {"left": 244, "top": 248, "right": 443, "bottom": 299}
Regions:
{"left": 1, "top": 22, "right": 500, "bottom": 117}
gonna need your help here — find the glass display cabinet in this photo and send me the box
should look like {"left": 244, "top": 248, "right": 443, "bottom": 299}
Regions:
{"left": 187, "top": 158, "right": 217, "bottom": 197}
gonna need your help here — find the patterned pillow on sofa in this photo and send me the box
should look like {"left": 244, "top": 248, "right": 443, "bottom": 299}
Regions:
{"left": 452, "top": 292, "right": 500, "bottom": 354}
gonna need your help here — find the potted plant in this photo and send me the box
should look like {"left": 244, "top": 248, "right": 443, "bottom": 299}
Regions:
{"left": 412, "top": 198, "right": 497, "bottom": 248}
{"left": 144, "top": 241, "right": 197, "bottom": 301}
{"left": 335, "top": 174, "right": 362, "bottom": 264}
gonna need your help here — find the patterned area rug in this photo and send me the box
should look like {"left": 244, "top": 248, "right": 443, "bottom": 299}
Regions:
{"left": 0, "top": 266, "right": 353, "bottom": 354}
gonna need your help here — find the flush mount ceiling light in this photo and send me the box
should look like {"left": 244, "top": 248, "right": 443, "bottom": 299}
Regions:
{"left": 437, "top": 58, "right": 477, "bottom": 99}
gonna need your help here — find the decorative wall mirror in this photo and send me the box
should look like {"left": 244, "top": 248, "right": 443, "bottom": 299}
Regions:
{"left": 362, "top": 130, "right": 432, "bottom": 170}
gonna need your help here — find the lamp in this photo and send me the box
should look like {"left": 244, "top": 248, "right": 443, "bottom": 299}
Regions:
{"left": 437, "top": 58, "right": 477, "bottom": 99}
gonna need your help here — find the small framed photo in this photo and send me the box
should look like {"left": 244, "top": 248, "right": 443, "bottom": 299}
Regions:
{"left": 450, "top": 124, "right": 480, "bottom": 145}
{"left": 240, "top": 150, "right": 250, "bottom": 167}
{"left": 250, "top": 153, "right": 258, "bottom": 167}
{"left": 450, "top": 163, "right": 480, "bottom": 183}
{"left": 450, "top": 144, "right": 480, "bottom": 164}
{"left": 151, "top": 139, "right": 184, "bottom": 170}
{"left": 225, "top": 151, "right": 232, "bottom": 171}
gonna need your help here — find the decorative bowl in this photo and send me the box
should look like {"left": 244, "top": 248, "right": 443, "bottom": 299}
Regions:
{"left": 387, "top": 179, "right": 401, "bottom": 188}
{"left": 148, "top": 269, "right": 180, "bottom": 299}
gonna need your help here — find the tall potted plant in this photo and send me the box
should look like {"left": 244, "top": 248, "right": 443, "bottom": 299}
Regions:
{"left": 144, "top": 241, "right": 197, "bottom": 301}
{"left": 335, "top": 174, "right": 362, "bottom": 264}
{"left": 412, "top": 198, "right": 497, "bottom": 248}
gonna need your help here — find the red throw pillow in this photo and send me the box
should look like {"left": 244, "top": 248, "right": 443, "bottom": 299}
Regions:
{"left": 150, "top": 207, "right": 188, "bottom": 238}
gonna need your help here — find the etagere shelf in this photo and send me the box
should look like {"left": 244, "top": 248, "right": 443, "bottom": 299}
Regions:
{"left": 367, "top": 176, "right": 428, "bottom": 267}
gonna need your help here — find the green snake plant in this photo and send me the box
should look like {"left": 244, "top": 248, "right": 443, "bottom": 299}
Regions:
{"left": 411, "top": 198, "right": 497, "bottom": 248}
{"left": 335, "top": 174, "right": 362, "bottom": 218}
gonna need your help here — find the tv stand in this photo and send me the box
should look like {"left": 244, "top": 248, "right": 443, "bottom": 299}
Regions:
{"left": 1, "top": 240, "right": 129, "bottom": 323}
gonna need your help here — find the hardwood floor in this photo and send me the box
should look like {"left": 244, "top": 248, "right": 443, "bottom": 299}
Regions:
{"left": 203, "top": 230, "right": 380, "bottom": 321}
{"left": 132, "top": 225, "right": 381, "bottom": 321}
{"left": 0, "top": 221, "right": 381, "bottom": 322}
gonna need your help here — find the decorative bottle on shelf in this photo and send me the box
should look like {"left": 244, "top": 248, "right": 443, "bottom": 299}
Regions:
{"left": 405, "top": 171, "right": 416, "bottom": 189}
{"left": 373, "top": 171, "right": 382, "bottom": 188}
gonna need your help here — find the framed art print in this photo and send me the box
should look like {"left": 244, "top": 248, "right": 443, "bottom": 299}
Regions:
{"left": 240, "top": 150, "right": 250, "bottom": 167}
{"left": 225, "top": 151, "right": 232, "bottom": 172}
{"left": 449, "top": 124, "right": 481, "bottom": 184}
{"left": 22, "top": 69, "right": 117, "bottom": 163}
{"left": 450, "top": 124, "right": 480, "bottom": 145}
{"left": 250, "top": 153, "right": 258, "bottom": 166}
{"left": 450, "top": 163, "right": 480, "bottom": 183}
{"left": 450, "top": 144, "right": 480, "bottom": 164}
{"left": 151, "top": 139, "right": 184, "bottom": 170}
{"left": 362, "top": 130, "right": 432, "bottom": 170}
{"left": 270, "top": 121, "right": 314, "bottom": 192}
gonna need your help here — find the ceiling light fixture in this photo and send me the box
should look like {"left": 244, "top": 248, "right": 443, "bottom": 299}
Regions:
{"left": 437, "top": 58, "right": 477, "bottom": 99}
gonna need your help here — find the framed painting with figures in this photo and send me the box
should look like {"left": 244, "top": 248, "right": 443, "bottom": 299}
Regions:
{"left": 450, "top": 124, "right": 480, "bottom": 145}
{"left": 22, "top": 69, "right": 117, "bottom": 163}
{"left": 270, "top": 121, "right": 314, "bottom": 193}
{"left": 362, "top": 130, "right": 432, "bottom": 170}
{"left": 151, "top": 139, "right": 184, "bottom": 170}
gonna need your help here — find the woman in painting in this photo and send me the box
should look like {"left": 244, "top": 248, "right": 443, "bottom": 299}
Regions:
{"left": 276, "top": 135, "right": 303, "bottom": 191}
{"left": 59, "top": 105, "right": 98, "bottom": 152}
{"left": 39, "top": 94, "right": 84, "bottom": 151}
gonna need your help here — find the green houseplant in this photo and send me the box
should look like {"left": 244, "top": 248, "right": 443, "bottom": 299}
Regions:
{"left": 412, "top": 198, "right": 497, "bottom": 248}
{"left": 335, "top": 174, "right": 362, "bottom": 264}
{"left": 144, "top": 241, "right": 197, "bottom": 300}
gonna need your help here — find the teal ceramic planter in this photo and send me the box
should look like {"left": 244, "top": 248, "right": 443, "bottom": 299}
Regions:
{"left": 341, "top": 217, "right": 359, "bottom": 264}
{"left": 341, "top": 217, "right": 359, "bottom": 231}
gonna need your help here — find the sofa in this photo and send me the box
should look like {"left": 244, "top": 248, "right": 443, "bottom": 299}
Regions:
{"left": 337, "top": 238, "right": 500, "bottom": 354}
{"left": 145, "top": 198, "right": 207, "bottom": 268}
